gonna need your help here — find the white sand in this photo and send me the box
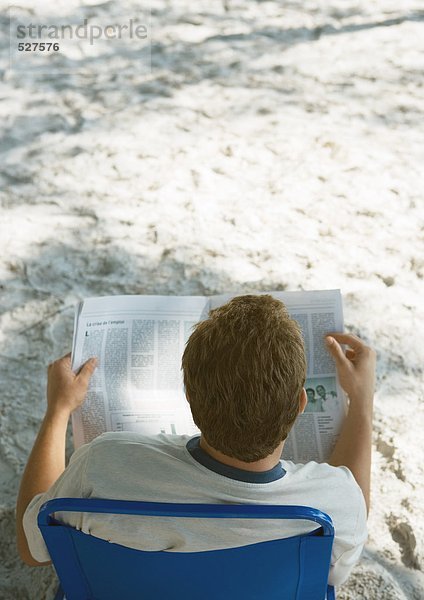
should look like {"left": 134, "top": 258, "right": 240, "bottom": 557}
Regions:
{"left": 1, "top": 0, "right": 423, "bottom": 598}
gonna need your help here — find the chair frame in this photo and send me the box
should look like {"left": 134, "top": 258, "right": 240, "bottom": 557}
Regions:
{"left": 38, "top": 498, "right": 336, "bottom": 600}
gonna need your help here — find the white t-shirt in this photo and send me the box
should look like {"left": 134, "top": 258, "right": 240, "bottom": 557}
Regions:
{"left": 23, "top": 432, "right": 367, "bottom": 587}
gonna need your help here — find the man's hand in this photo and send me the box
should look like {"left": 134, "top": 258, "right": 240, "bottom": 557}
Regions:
{"left": 325, "top": 333, "right": 376, "bottom": 410}
{"left": 46, "top": 353, "right": 97, "bottom": 418}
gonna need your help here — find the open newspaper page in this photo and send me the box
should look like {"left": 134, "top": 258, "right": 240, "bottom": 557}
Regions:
{"left": 71, "top": 295, "right": 208, "bottom": 448}
{"left": 210, "top": 290, "right": 345, "bottom": 463}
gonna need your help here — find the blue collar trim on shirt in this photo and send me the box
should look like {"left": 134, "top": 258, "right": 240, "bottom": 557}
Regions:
{"left": 186, "top": 436, "right": 286, "bottom": 483}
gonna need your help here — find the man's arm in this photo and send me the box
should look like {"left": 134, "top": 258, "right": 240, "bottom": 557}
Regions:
{"left": 326, "top": 333, "right": 376, "bottom": 515}
{"left": 16, "top": 353, "right": 97, "bottom": 566}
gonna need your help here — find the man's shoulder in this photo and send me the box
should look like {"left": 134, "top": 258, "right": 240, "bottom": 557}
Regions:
{"left": 281, "top": 460, "right": 367, "bottom": 540}
{"left": 282, "top": 459, "right": 360, "bottom": 490}
{"left": 89, "top": 431, "right": 193, "bottom": 448}
{"left": 73, "top": 432, "right": 197, "bottom": 488}
{"left": 83, "top": 431, "right": 194, "bottom": 463}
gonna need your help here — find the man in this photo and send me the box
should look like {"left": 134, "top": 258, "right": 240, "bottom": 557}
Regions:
{"left": 315, "top": 384, "right": 337, "bottom": 411}
{"left": 304, "top": 387, "right": 324, "bottom": 412}
{"left": 16, "top": 294, "right": 375, "bottom": 587}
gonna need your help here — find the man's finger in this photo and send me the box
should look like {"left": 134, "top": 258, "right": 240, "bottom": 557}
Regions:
{"left": 325, "top": 336, "right": 348, "bottom": 364}
{"left": 326, "top": 332, "right": 365, "bottom": 350}
{"left": 49, "top": 353, "right": 71, "bottom": 370}
{"left": 59, "top": 352, "right": 73, "bottom": 372}
{"left": 77, "top": 357, "right": 98, "bottom": 383}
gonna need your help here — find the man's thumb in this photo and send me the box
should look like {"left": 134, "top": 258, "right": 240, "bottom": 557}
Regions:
{"left": 78, "top": 357, "right": 98, "bottom": 381}
{"left": 325, "top": 336, "right": 345, "bottom": 363}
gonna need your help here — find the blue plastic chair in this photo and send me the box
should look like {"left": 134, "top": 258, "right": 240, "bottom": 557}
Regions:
{"left": 38, "top": 498, "right": 336, "bottom": 600}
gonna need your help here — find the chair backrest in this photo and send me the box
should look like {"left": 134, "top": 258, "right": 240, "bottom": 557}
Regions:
{"left": 38, "top": 498, "right": 335, "bottom": 600}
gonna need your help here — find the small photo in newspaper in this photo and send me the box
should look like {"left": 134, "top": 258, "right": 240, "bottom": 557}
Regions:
{"left": 304, "top": 377, "right": 339, "bottom": 414}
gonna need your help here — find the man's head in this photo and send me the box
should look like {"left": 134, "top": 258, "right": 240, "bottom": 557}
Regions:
{"left": 306, "top": 388, "right": 316, "bottom": 403}
{"left": 316, "top": 385, "right": 326, "bottom": 399}
{"left": 182, "top": 294, "right": 306, "bottom": 462}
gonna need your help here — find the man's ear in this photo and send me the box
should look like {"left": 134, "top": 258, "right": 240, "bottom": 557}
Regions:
{"left": 299, "top": 388, "right": 307, "bottom": 414}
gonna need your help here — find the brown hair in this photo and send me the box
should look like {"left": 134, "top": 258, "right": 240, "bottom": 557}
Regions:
{"left": 182, "top": 294, "right": 306, "bottom": 461}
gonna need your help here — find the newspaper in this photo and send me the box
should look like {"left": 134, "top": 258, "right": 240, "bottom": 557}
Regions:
{"left": 71, "top": 290, "right": 345, "bottom": 463}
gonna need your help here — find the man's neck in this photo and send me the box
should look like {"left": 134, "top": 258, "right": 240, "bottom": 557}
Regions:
{"left": 199, "top": 435, "right": 284, "bottom": 472}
